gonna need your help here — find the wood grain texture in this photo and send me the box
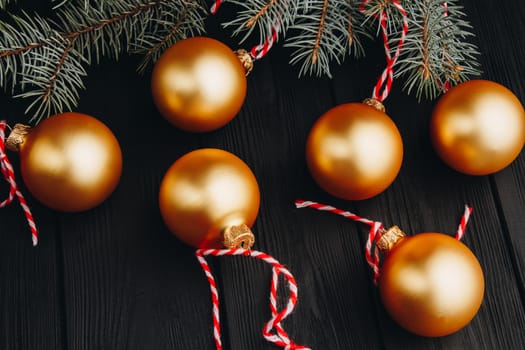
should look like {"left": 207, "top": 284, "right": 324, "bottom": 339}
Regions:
{"left": 0, "top": 183, "right": 64, "bottom": 350}
{"left": 1, "top": 0, "right": 525, "bottom": 349}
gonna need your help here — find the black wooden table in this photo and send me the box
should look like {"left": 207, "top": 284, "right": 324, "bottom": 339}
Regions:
{"left": 2, "top": 1, "right": 525, "bottom": 349}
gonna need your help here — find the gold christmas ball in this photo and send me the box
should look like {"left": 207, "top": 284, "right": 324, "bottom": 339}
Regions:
{"left": 378, "top": 232, "right": 484, "bottom": 337}
{"left": 306, "top": 102, "right": 403, "bottom": 200}
{"left": 16, "top": 112, "right": 122, "bottom": 212}
{"left": 431, "top": 80, "right": 525, "bottom": 175}
{"left": 151, "top": 37, "right": 247, "bottom": 132}
{"left": 159, "top": 148, "right": 260, "bottom": 248}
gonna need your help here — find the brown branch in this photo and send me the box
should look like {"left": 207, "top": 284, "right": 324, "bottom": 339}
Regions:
{"left": 312, "top": 0, "right": 329, "bottom": 64}
{"left": 347, "top": 7, "right": 354, "bottom": 47}
{"left": 420, "top": 10, "right": 430, "bottom": 80}
{"left": 42, "top": 38, "right": 75, "bottom": 103}
{"left": 0, "top": 42, "right": 46, "bottom": 58}
{"left": 245, "top": 0, "right": 277, "bottom": 28}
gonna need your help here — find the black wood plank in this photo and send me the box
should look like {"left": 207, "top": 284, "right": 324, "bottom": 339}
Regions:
{"left": 2, "top": 1, "right": 525, "bottom": 350}
{"left": 0, "top": 172, "right": 64, "bottom": 350}
{"left": 466, "top": 0, "right": 525, "bottom": 301}
{"left": 53, "top": 57, "right": 217, "bottom": 350}
{"left": 326, "top": 0, "right": 525, "bottom": 349}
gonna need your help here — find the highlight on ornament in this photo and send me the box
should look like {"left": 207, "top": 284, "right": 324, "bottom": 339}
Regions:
{"left": 295, "top": 199, "right": 484, "bottom": 337}
{"left": 306, "top": 100, "right": 403, "bottom": 200}
{"left": 431, "top": 79, "right": 525, "bottom": 175}
{"left": 159, "top": 148, "right": 310, "bottom": 349}
{"left": 151, "top": 37, "right": 250, "bottom": 133}
{"left": 5, "top": 112, "right": 122, "bottom": 212}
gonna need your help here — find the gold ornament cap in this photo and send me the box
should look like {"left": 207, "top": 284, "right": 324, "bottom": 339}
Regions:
{"left": 377, "top": 225, "right": 406, "bottom": 252}
{"left": 363, "top": 98, "right": 386, "bottom": 113}
{"left": 6, "top": 123, "right": 32, "bottom": 152}
{"left": 235, "top": 49, "right": 254, "bottom": 76}
{"left": 222, "top": 224, "right": 255, "bottom": 249}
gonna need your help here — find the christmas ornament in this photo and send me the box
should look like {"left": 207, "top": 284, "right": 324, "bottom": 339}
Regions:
{"left": 159, "top": 148, "right": 260, "bottom": 249}
{"left": 160, "top": 148, "right": 309, "bottom": 349}
{"left": 296, "top": 199, "right": 484, "bottom": 337}
{"left": 151, "top": 37, "right": 248, "bottom": 132}
{"left": 6, "top": 112, "right": 122, "bottom": 212}
{"left": 431, "top": 79, "right": 525, "bottom": 175}
{"left": 306, "top": 101, "right": 403, "bottom": 200}
{"left": 377, "top": 227, "right": 484, "bottom": 337}
{"left": 305, "top": 2, "right": 407, "bottom": 200}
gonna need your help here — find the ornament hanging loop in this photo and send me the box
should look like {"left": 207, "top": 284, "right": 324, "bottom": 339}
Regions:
{"left": 222, "top": 224, "right": 255, "bottom": 249}
{"left": 6, "top": 123, "right": 31, "bottom": 152}
{"left": 362, "top": 98, "right": 386, "bottom": 113}
{"left": 235, "top": 49, "right": 254, "bottom": 76}
{"left": 376, "top": 225, "right": 405, "bottom": 252}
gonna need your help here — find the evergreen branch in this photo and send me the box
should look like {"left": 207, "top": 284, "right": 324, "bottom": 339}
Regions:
{"left": 222, "top": 0, "right": 298, "bottom": 46}
{"left": 51, "top": 0, "right": 114, "bottom": 11}
{"left": 395, "top": 0, "right": 481, "bottom": 100}
{"left": 285, "top": 0, "right": 368, "bottom": 78}
{"left": 132, "top": 0, "right": 206, "bottom": 73}
{"left": 17, "top": 35, "right": 88, "bottom": 121}
{"left": 0, "top": 0, "right": 206, "bottom": 122}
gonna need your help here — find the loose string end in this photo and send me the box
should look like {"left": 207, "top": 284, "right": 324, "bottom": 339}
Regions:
{"left": 195, "top": 248, "right": 309, "bottom": 350}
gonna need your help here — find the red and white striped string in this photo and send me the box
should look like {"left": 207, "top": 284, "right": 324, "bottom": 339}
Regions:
{"left": 295, "top": 199, "right": 473, "bottom": 284}
{"left": 196, "top": 248, "right": 310, "bottom": 350}
{"left": 0, "top": 120, "right": 38, "bottom": 246}
{"left": 360, "top": 0, "right": 408, "bottom": 102}
{"left": 455, "top": 205, "right": 473, "bottom": 241}
{"left": 295, "top": 199, "right": 384, "bottom": 283}
{"left": 210, "top": 0, "right": 280, "bottom": 61}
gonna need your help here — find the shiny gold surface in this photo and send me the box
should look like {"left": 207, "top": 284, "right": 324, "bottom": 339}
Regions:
{"left": 19, "top": 112, "right": 122, "bottom": 212}
{"left": 159, "top": 148, "right": 260, "bottom": 248}
{"left": 151, "top": 37, "right": 247, "bottom": 132}
{"left": 431, "top": 80, "right": 525, "bottom": 175}
{"left": 306, "top": 103, "right": 403, "bottom": 200}
{"left": 378, "top": 233, "right": 485, "bottom": 337}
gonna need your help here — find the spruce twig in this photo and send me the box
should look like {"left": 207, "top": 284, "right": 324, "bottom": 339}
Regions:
{"left": 0, "top": 0, "right": 206, "bottom": 122}
{"left": 222, "top": 0, "right": 299, "bottom": 47}
{"left": 395, "top": 0, "right": 481, "bottom": 100}
{"left": 285, "top": 0, "right": 369, "bottom": 78}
